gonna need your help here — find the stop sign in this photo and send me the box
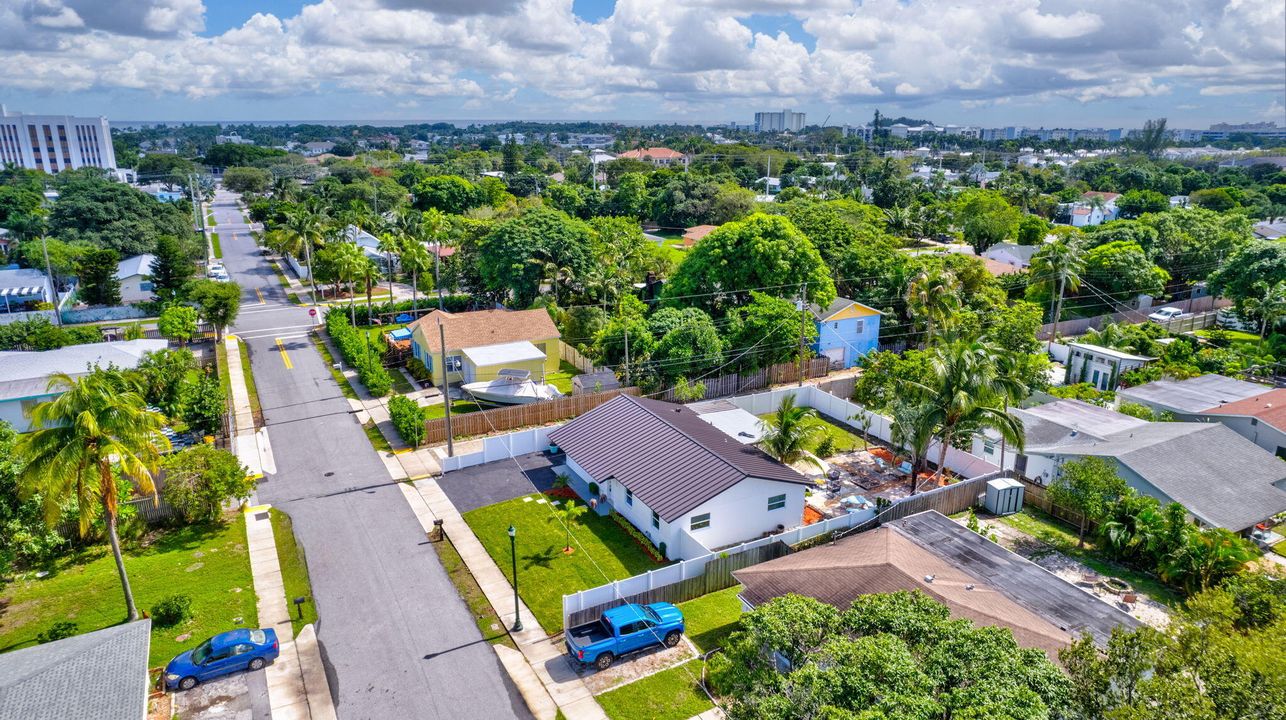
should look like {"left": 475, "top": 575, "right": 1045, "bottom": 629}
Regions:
{"left": 308, "top": 308, "right": 317, "bottom": 317}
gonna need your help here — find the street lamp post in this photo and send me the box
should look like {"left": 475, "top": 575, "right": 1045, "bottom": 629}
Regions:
{"left": 507, "top": 525, "right": 523, "bottom": 632}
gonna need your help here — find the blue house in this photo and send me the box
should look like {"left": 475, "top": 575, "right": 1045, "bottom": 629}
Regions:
{"left": 810, "top": 297, "right": 882, "bottom": 369}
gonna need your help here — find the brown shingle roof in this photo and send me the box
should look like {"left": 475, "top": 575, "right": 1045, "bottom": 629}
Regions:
{"left": 734, "top": 511, "right": 1140, "bottom": 654}
{"left": 1204, "top": 388, "right": 1286, "bottom": 432}
{"left": 618, "top": 147, "right": 684, "bottom": 160}
{"left": 982, "top": 258, "right": 1023, "bottom": 276}
{"left": 548, "top": 394, "right": 808, "bottom": 521}
{"left": 408, "top": 308, "right": 559, "bottom": 354}
{"left": 682, "top": 224, "right": 718, "bottom": 242}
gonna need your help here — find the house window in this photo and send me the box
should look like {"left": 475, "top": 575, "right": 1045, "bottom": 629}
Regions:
{"left": 1250, "top": 418, "right": 1258, "bottom": 426}
{"left": 853, "top": 319, "right": 863, "bottom": 333}
{"left": 690, "top": 513, "right": 711, "bottom": 530}
{"left": 767, "top": 494, "right": 787, "bottom": 511}
{"left": 139, "top": 282, "right": 154, "bottom": 291}
{"left": 444, "top": 355, "right": 463, "bottom": 372}
{"left": 832, "top": 322, "right": 839, "bottom": 329}
{"left": 982, "top": 440, "right": 996, "bottom": 456}
{"left": 625, "top": 488, "right": 633, "bottom": 506}
{"left": 650, "top": 510, "right": 660, "bottom": 529}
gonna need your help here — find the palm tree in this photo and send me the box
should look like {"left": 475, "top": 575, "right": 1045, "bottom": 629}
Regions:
{"left": 283, "top": 201, "right": 327, "bottom": 305}
{"left": 332, "top": 241, "right": 367, "bottom": 325}
{"left": 548, "top": 500, "right": 589, "bottom": 554}
{"left": 905, "top": 267, "right": 960, "bottom": 345}
{"left": 1243, "top": 280, "right": 1286, "bottom": 352}
{"left": 1029, "top": 239, "right": 1085, "bottom": 343}
{"left": 377, "top": 231, "right": 401, "bottom": 303}
{"left": 918, "top": 338, "right": 1025, "bottom": 483}
{"left": 890, "top": 400, "right": 936, "bottom": 493}
{"left": 883, "top": 206, "right": 919, "bottom": 239}
{"left": 759, "top": 395, "right": 822, "bottom": 468}
{"left": 16, "top": 370, "right": 170, "bottom": 621}
{"left": 422, "top": 208, "right": 450, "bottom": 311}
{"left": 357, "top": 256, "right": 381, "bottom": 322}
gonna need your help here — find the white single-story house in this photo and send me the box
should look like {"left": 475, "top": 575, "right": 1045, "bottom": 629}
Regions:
{"left": 0, "top": 339, "right": 167, "bottom": 432}
{"left": 0, "top": 266, "right": 52, "bottom": 314}
{"left": 548, "top": 394, "right": 811, "bottom": 559}
{"left": 115, "top": 253, "right": 156, "bottom": 304}
{"left": 981, "top": 242, "right": 1038, "bottom": 270}
{"left": 1063, "top": 342, "right": 1153, "bottom": 390}
{"left": 973, "top": 398, "right": 1286, "bottom": 532}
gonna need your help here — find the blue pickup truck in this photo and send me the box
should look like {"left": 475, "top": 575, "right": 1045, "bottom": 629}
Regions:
{"left": 565, "top": 603, "right": 685, "bottom": 670}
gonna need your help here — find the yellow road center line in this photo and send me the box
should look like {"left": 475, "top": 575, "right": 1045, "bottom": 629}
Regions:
{"left": 276, "top": 338, "right": 294, "bottom": 370}
{"left": 255, "top": 287, "right": 265, "bottom": 304}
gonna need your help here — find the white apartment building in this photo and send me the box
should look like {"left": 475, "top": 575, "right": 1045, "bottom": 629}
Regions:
{"left": 754, "top": 108, "right": 806, "bottom": 133}
{"left": 0, "top": 106, "right": 116, "bottom": 173}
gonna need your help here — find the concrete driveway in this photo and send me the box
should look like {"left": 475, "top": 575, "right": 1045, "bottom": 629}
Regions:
{"left": 214, "top": 190, "right": 532, "bottom": 720}
{"left": 438, "top": 453, "right": 561, "bottom": 513}
{"left": 172, "top": 668, "right": 271, "bottom": 720}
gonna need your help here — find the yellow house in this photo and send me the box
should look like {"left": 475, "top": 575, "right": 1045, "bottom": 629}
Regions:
{"left": 408, "top": 308, "right": 561, "bottom": 387}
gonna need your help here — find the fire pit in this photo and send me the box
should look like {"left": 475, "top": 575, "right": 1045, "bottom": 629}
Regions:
{"left": 1098, "top": 577, "right": 1133, "bottom": 596}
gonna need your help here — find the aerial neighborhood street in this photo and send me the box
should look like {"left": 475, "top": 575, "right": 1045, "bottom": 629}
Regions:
{"left": 2, "top": 2, "right": 1286, "bottom": 719}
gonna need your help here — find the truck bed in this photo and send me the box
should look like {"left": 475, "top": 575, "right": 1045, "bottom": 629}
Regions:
{"left": 566, "top": 620, "right": 611, "bottom": 647}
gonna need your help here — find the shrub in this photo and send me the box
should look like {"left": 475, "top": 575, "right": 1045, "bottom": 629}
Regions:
{"left": 388, "top": 395, "right": 427, "bottom": 447}
{"left": 161, "top": 446, "right": 255, "bottom": 523}
{"left": 1117, "top": 402, "right": 1156, "bottom": 420}
{"left": 406, "top": 356, "right": 431, "bottom": 382}
{"left": 814, "top": 435, "right": 837, "bottom": 459}
{"left": 348, "top": 295, "right": 477, "bottom": 326}
{"left": 324, "top": 310, "right": 394, "bottom": 397}
{"left": 37, "top": 621, "right": 79, "bottom": 644}
{"left": 150, "top": 594, "right": 193, "bottom": 627}
{"left": 587, "top": 482, "right": 600, "bottom": 497}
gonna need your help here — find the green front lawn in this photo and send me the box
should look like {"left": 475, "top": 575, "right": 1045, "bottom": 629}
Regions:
{"left": 996, "top": 507, "right": 1181, "bottom": 606}
{"left": 424, "top": 399, "right": 484, "bottom": 419}
{"left": 597, "top": 660, "right": 713, "bottom": 720}
{"left": 546, "top": 360, "right": 583, "bottom": 395}
{"left": 461, "top": 494, "right": 665, "bottom": 631}
{"left": 0, "top": 517, "right": 258, "bottom": 667}
{"left": 679, "top": 586, "right": 744, "bottom": 653}
{"left": 269, "top": 509, "right": 316, "bottom": 635}
{"left": 1194, "top": 328, "right": 1262, "bottom": 347}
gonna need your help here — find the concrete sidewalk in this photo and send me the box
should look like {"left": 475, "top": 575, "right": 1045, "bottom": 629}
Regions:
{"left": 244, "top": 504, "right": 337, "bottom": 720}
{"left": 225, "top": 335, "right": 274, "bottom": 480}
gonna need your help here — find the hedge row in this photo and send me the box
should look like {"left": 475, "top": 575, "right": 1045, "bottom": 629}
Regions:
{"left": 325, "top": 311, "right": 393, "bottom": 397}
{"left": 388, "top": 395, "right": 427, "bottom": 448}
{"left": 348, "top": 295, "right": 480, "bottom": 326}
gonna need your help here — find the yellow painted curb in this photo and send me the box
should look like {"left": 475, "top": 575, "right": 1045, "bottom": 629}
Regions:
{"left": 243, "top": 504, "right": 272, "bottom": 514}
{"left": 392, "top": 448, "right": 413, "bottom": 455}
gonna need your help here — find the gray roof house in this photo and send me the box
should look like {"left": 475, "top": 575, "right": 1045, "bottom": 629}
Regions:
{"left": 0, "top": 339, "right": 167, "bottom": 432}
{"left": 982, "top": 242, "right": 1039, "bottom": 269}
{"left": 549, "top": 394, "right": 811, "bottom": 558}
{"left": 1117, "top": 374, "right": 1268, "bottom": 415}
{"left": 0, "top": 620, "right": 151, "bottom": 720}
{"left": 974, "top": 399, "right": 1286, "bottom": 531}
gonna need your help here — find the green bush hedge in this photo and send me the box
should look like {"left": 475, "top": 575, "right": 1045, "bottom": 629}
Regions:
{"left": 388, "top": 395, "right": 427, "bottom": 447}
{"left": 324, "top": 311, "right": 393, "bottom": 397}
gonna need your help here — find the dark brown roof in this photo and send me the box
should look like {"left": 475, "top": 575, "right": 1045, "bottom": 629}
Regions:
{"left": 734, "top": 511, "right": 1139, "bottom": 653}
{"left": 548, "top": 394, "right": 808, "bottom": 521}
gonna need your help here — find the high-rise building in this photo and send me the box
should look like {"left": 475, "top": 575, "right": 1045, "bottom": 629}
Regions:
{"left": 0, "top": 106, "right": 116, "bottom": 173}
{"left": 754, "top": 109, "right": 806, "bottom": 133}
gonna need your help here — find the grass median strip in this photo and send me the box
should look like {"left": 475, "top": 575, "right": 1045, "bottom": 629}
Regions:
{"left": 269, "top": 509, "right": 317, "bottom": 635}
{"left": 211, "top": 232, "right": 222, "bottom": 259}
{"left": 431, "top": 534, "right": 517, "bottom": 650}
{"left": 237, "top": 340, "right": 263, "bottom": 423}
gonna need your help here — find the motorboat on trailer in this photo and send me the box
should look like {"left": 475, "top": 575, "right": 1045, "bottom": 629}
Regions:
{"left": 461, "top": 369, "right": 562, "bottom": 405}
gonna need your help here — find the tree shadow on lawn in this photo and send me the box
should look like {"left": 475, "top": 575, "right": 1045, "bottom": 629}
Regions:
{"left": 523, "top": 545, "right": 564, "bottom": 570}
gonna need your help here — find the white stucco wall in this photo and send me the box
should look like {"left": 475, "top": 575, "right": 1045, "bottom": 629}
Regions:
{"left": 677, "top": 476, "right": 806, "bottom": 553}
{"left": 118, "top": 274, "right": 153, "bottom": 304}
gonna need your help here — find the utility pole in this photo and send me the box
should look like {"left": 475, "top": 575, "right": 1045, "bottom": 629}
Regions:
{"left": 765, "top": 156, "right": 771, "bottom": 197}
{"left": 439, "top": 320, "right": 454, "bottom": 456}
{"left": 796, "top": 282, "right": 808, "bottom": 386}
{"left": 623, "top": 322, "right": 631, "bottom": 386}
{"left": 39, "top": 235, "right": 62, "bottom": 326}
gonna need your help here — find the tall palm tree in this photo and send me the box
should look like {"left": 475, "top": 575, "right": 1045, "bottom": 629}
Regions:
{"left": 332, "top": 241, "right": 367, "bottom": 325}
{"left": 377, "top": 231, "right": 401, "bottom": 303}
{"left": 918, "top": 338, "right": 1025, "bottom": 482}
{"left": 890, "top": 400, "right": 936, "bottom": 494}
{"left": 905, "top": 267, "right": 960, "bottom": 345}
{"left": 400, "top": 233, "right": 432, "bottom": 317}
{"left": 1243, "top": 280, "right": 1286, "bottom": 352}
{"left": 422, "top": 208, "right": 450, "bottom": 311}
{"left": 1029, "top": 239, "right": 1084, "bottom": 343}
{"left": 759, "top": 395, "right": 822, "bottom": 468}
{"left": 16, "top": 370, "right": 170, "bottom": 621}
{"left": 283, "top": 201, "right": 327, "bottom": 305}
{"left": 357, "top": 256, "right": 381, "bottom": 322}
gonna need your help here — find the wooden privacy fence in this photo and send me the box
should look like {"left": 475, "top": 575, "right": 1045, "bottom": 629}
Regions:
{"left": 1014, "top": 477, "right": 1094, "bottom": 533}
{"left": 839, "top": 471, "right": 1005, "bottom": 537}
{"left": 651, "top": 357, "right": 830, "bottom": 403}
{"left": 562, "top": 539, "right": 791, "bottom": 630}
{"left": 424, "top": 387, "right": 639, "bottom": 444}
{"left": 559, "top": 341, "right": 597, "bottom": 373}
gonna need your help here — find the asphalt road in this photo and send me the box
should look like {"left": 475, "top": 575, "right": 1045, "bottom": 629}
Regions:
{"left": 213, "top": 191, "right": 532, "bottom": 720}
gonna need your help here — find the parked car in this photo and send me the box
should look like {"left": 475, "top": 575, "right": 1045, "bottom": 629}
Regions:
{"left": 1147, "top": 307, "right": 1185, "bottom": 323}
{"left": 565, "top": 602, "right": 684, "bottom": 670}
{"left": 164, "top": 628, "right": 279, "bottom": 690}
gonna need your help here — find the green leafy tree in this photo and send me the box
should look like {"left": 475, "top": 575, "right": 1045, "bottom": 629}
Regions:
{"left": 183, "top": 370, "right": 226, "bottom": 436}
{"left": 221, "top": 166, "right": 272, "bottom": 195}
{"left": 850, "top": 350, "right": 933, "bottom": 413}
{"left": 188, "top": 279, "right": 241, "bottom": 342}
{"left": 664, "top": 213, "right": 835, "bottom": 316}
{"left": 1083, "top": 240, "right": 1169, "bottom": 304}
{"left": 411, "top": 175, "right": 480, "bottom": 214}
{"left": 1047, "top": 457, "right": 1128, "bottom": 546}
{"left": 1139, "top": 207, "right": 1253, "bottom": 284}
{"left": 651, "top": 308, "right": 724, "bottom": 382}
{"left": 501, "top": 135, "right": 523, "bottom": 176}
{"left": 477, "top": 206, "right": 594, "bottom": 307}
{"left": 0, "top": 421, "right": 66, "bottom": 576}
{"left": 548, "top": 499, "right": 588, "bottom": 553}
{"left": 1207, "top": 241, "right": 1286, "bottom": 313}
{"left": 1133, "top": 117, "right": 1168, "bottom": 157}
{"left": 607, "top": 172, "right": 651, "bottom": 219}
{"left": 49, "top": 176, "right": 193, "bottom": 257}
{"left": 77, "top": 248, "right": 122, "bottom": 306}
{"left": 759, "top": 395, "right": 822, "bottom": 468}
{"left": 1116, "top": 189, "right": 1170, "bottom": 218}
{"left": 160, "top": 445, "right": 253, "bottom": 523}
{"left": 148, "top": 234, "right": 195, "bottom": 301}
{"left": 953, "top": 188, "right": 1022, "bottom": 254}
{"left": 157, "top": 303, "right": 198, "bottom": 345}
{"left": 724, "top": 292, "right": 816, "bottom": 370}
{"left": 1241, "top": 280, "right": 1286, "bottom": 350}
{"left": 12, "top": 237, "right": 87, "bottom": 292}
{"left": 17, "top": 370, "right": 169, "bottom": 621}
{"left": 1016, "top": 214, "right": 1050, "bottom": 245}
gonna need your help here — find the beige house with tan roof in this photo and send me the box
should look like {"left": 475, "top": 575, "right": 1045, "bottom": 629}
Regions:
{"left": 408, "top": 308, "right": 561, "bottom": 387}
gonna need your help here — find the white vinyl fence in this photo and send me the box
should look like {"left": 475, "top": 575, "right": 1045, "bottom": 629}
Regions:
{"left": 439, "top": 427, "right": 553, "bottom": 472}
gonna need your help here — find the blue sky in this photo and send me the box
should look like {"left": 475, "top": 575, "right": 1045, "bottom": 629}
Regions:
{"left": 3, "top": 0, "right": 1282, "bottom": 129}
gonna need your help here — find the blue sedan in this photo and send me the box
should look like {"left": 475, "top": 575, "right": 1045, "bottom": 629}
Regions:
{"left": 165, "top": 628, "right": 280, "bottom": 690}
